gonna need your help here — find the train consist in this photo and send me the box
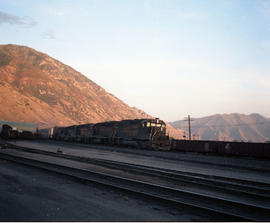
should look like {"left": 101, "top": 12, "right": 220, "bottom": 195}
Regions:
{"left": 39, "top": 118, "right": 171, "bottom": 150}
{"left": 1, "top": 118, "right": 269, "bottom": 158}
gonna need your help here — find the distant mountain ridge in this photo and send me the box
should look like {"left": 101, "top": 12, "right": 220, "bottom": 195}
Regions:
{"left": 169, "top": 113, "right": 270, "bottom": 142}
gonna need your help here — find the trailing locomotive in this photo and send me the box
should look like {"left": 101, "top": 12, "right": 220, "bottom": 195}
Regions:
{"left": 44, "top": 118, "right": 170, "bottom": 150}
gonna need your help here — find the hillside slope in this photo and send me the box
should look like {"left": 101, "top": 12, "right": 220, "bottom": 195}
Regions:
{"left": 169, "top": 113, "right": 270, "bottom": 142}
{"left": 0, "top": 44, "right": 151, "bottom": 128}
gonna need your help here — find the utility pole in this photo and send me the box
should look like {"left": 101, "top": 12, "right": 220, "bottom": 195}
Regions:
{"left": 184, "top": 115, "right": 194, "bottom": 140}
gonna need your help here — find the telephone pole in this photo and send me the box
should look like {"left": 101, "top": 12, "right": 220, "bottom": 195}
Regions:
{"left": 184, "top": 115, "right": 194, "bottom": 140}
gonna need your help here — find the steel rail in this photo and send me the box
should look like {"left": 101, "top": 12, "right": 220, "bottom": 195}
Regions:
{"left": 0, "top": 150, "right": 269, "bottom": 221}
{"left": 6, "top": 142, "right": 270, "bottom": 199}
{"left": 39, "top": 139, "right": 270, "bottom": 173}
{"left": 15, "top": 141, "right": 270, "bottom": 173}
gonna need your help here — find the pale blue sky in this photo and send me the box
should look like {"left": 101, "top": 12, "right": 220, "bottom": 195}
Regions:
{"left": 1, "top": 0, "right": 270, "bottom": 121}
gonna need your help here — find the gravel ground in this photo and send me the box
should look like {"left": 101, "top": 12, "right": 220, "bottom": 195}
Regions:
{"left": 0, "top": 159, "right": 219, "bottom": 222}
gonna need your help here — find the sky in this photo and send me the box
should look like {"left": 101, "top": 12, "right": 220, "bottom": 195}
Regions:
{"left": 0, "top": 0, "right": 270, "bottom": 122}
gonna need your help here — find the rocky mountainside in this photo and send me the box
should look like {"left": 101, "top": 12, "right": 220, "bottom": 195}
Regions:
{"left": 169, "top": 113, "right": 270, "bottom": 142}
{"left": 0, "top": 44, "right": 154, "bottom": 128}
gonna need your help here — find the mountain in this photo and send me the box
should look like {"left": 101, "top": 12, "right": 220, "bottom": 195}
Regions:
{"left": 169, "top": 113, "right": 270, "bottom": 142}
{"left": 0, "top": 44, "right": 182, "bottom": 138}
{"left": 0, "top": 44, "right": 155, "bottom": 128}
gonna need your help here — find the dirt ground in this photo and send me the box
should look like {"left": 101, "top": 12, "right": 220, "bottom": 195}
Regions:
{"left": 0, "top": 159, "right": 219, "bottom": 222}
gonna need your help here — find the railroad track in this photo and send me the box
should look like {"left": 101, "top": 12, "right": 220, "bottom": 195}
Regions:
{"left": 0, "top": 143, "right": 270, "bottom": 221}
{"left": 5, "top": 142, "right": 270, "bottom": 197}
{"left": 38, "top": 139, "right": 270, "bottom": 173}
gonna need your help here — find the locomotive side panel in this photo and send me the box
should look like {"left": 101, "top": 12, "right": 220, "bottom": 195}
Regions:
{"left": 117, "top": 122, "right": 139, "bottom": 139}
{"left": 54, "top": 126, "right": 75, "bottom": 141}
{"left": 76, "top": 124, "right": 94, "bottom": 143}
{"left": 98, "top": 125, "right": 115, "bottom": 137}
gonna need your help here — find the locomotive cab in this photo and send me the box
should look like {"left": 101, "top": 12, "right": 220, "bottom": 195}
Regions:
{"left": 140, "top": 119, "right": 170, "bottom": 150}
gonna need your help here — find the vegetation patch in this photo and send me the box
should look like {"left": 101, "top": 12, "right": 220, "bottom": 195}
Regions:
{"left": 0, "top": 53, "right": 11, "bottom": 67}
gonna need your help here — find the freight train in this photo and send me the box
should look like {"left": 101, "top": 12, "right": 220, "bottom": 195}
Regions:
{"left": 40, "top": 118, "right": 171, "bottom": 150}
{"left": 2, "top": 118, "right": 269, "bottom": 158}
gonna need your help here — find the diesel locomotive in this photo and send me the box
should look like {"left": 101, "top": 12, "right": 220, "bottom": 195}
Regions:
{"left": 41, "top": 118, "right": 170, "bottom": 150}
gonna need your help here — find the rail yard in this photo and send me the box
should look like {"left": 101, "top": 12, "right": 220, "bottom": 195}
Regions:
{"left": 0, "top": 138, "right": 270, "bottom": 221}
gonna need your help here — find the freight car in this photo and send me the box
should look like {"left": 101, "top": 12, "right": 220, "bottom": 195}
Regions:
{"left": 0, "top": 124, "right": 37, "bottom": 140}
{"left": 171, "top": 139, "right": 270, "bottom": 159}
{"left": 0, "top": 124, "right": 18, "bottom": 139}
{"left": 18, "top": 130, "right": 37, "bottom": 139}
{"left": 47, "top": 118, "right": 170, "bottom": 150}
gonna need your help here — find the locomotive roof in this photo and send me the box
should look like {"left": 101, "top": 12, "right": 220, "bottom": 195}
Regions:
{"left": 54, "top": 118, "right": 165, "bottom": 128}
{"left": 94, "top": 118, "right": 166, "bottom": 126}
